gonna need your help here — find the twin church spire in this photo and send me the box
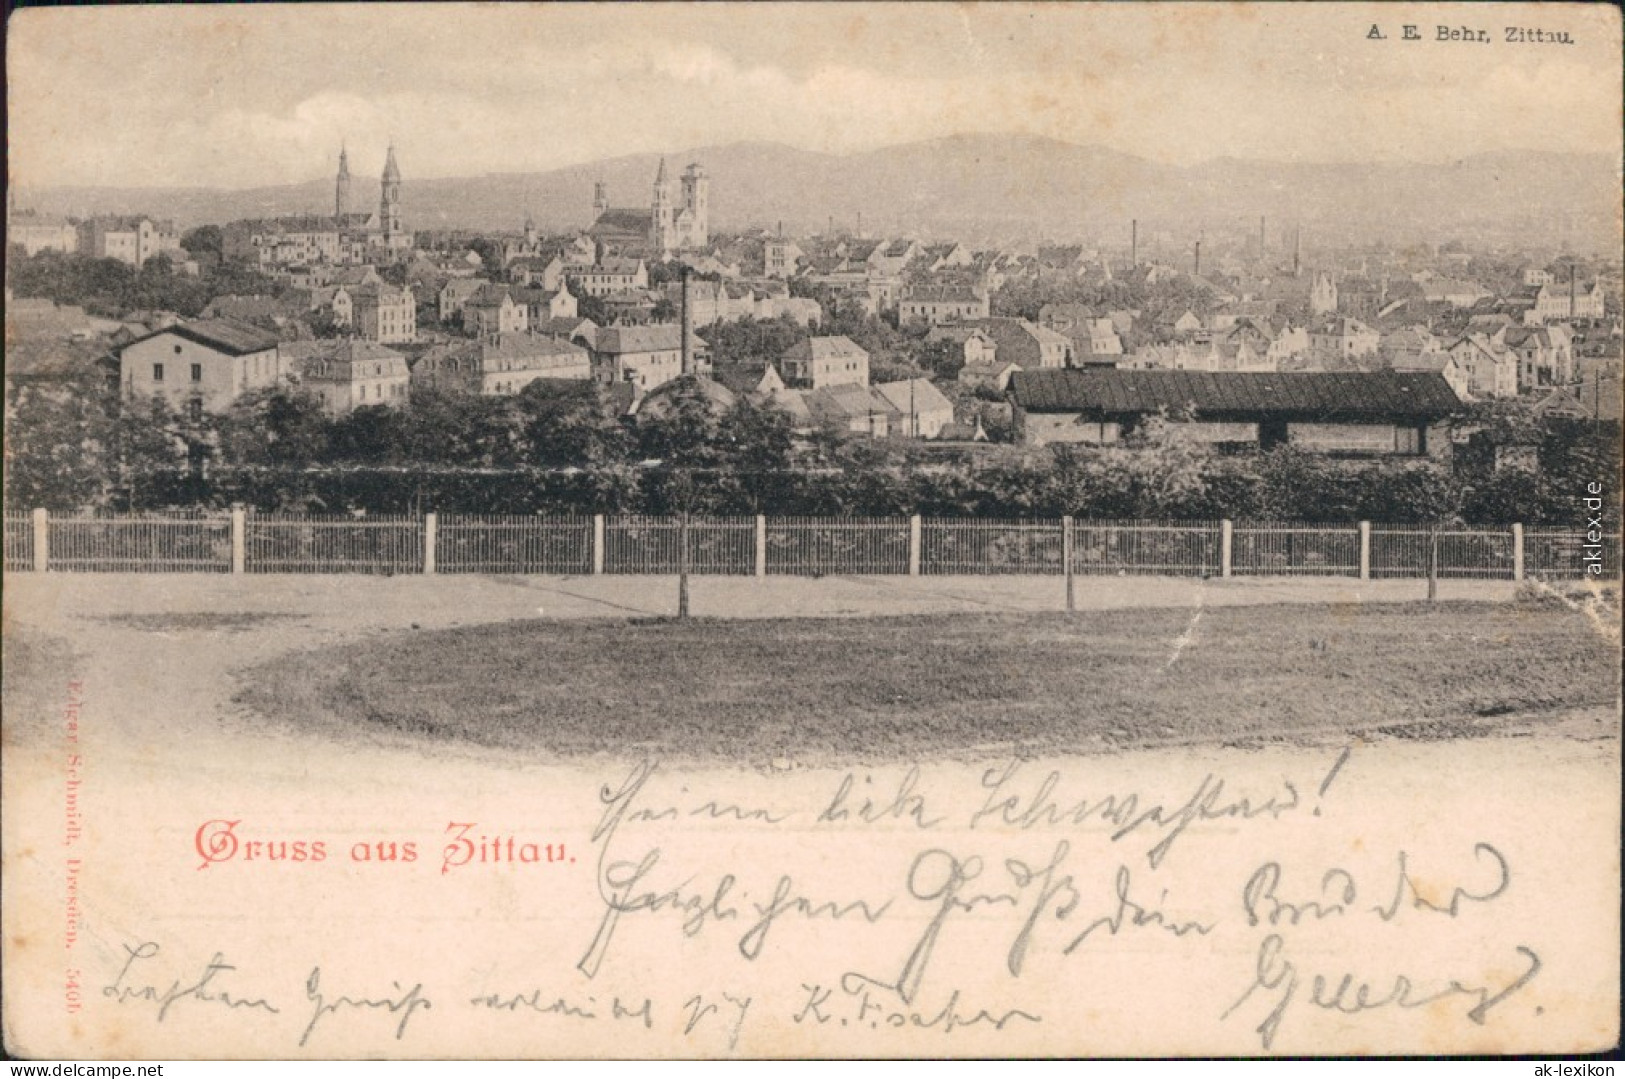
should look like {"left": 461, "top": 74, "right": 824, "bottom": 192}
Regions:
{"left": 333, "top": 144, "right": 403, "bottom": 240}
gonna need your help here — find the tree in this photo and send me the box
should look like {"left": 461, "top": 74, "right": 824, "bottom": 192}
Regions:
{"left": 180, "top": 225, "right": 223, "bottom": 261}
{"left": 513, "top": 380, "right": 630, "bottom": 468}
{"left": 216, "top": 386, "right": 332, "bottom": 466}
{"left": 3, "top": 372, "right": 115, "bottom": 510}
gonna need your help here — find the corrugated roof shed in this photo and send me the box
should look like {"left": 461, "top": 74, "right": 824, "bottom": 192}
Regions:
{"left": 1009, "top": 369, "right": 1461, "bottom": 417}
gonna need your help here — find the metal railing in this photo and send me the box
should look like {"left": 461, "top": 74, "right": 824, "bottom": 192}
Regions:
{"left": 605, "top": 515, "right": 755, "bottom": 575}
{"left": 766, "top": 516, "right": 911, "bottom": 576}
{"left": 1232, "top": 522, "right": 1362, "bottom": 578}
{"left": 245, "top": 515, "right": 424, "bottom": 575}
{"left": 436, "top": 515, "right": 593, "bottom": 575}
{"left": 5, "top": 509, "right": 1619, "bottom": 582}
{"left": 1368, "top": 528, "right": 1516, "bottom": 580}
{"left": 45, "top": 514, "right": 231, "bottom": 573}
{"left": 1071, "top": 519, "right": 1225, "bottom": 577}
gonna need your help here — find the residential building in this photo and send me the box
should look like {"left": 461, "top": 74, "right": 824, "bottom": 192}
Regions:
{"left": 288, "top": 339, "right": 411, "bottom": 414}
{"left": 463, "top": 283, "right": 528, "bottom": 337}
{"left": 439, "top": 278, "right": 489, "bottom": 322}
{"left": 781, "top": 335, "right": 870, "bottom": 389}
{"left": 6, "top": 211, "right": 78, "bottom": 255}
{"left": 972, "top": 318, "right": 1073, "bottom": 370}
{"left": 352, "top": 283, "right": 416, "bottom": 344}
{"left": 565, "top": 259, "right": 649, "bottom": 297}
{"left": 77, "top": 216, "right": 182, "bottom": 268}
{"left": 1530, "top": 280, "right": 1608, "bottom": 323}
{"left": 1445, "top": 333, "right": 1518, "bottom": 399}
{"left": 412, "top": 333, "right": 592, "bottom": 395}
{"left": 590, "top": 323, "right": 709, "bottom": 391}
{"left": 511, "top": 284, "right": 578, "bottom": 325}
{"left": 898, "top": 285, "right": 989, "bottom": 327}
{"left": 764, "top": 237, "right": 803, "bottom": 278}
{"left": 873, "top": 378, "right": 954, "bottom": 438}
{"left": 118, "top": 318, "right": 284, "bottom": 416}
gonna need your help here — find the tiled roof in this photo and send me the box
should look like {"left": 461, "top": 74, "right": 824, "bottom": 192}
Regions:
{"left": 124, "top": 317, "right": 279, "bottom": 357}
{"left": 594, "top": 323, "right": 704, "bottom": 355}
{"left": 591, "top": 209, "right": 653, "bottom": 235}
{"left": 1009, "top": 368, "right": 1462, "bottom": 417}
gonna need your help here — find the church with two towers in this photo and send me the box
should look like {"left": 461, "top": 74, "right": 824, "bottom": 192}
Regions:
{"left": 588, "top": 158, "right": 709, "bottom": 259}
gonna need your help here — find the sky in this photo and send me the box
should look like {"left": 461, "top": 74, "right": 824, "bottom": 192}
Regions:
{"left": 7, "top": 2, "right": 1621, "bottom": 190}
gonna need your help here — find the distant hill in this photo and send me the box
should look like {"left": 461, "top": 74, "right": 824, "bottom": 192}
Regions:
{"left": 15, "top": 135, "right": 1618, "bottom": 247}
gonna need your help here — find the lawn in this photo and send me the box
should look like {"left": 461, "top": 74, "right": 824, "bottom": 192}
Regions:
{"left": 237, "top": 600, "right": 1620, "bottom": 762}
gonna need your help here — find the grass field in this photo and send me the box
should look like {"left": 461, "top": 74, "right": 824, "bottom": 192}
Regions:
{"left": 237, "top": 599, "right": 1620, "bottom": 762}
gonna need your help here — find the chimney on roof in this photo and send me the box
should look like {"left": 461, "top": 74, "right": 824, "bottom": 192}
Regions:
{"left": 680, "top": 265, "right": 693, "bottom": 377}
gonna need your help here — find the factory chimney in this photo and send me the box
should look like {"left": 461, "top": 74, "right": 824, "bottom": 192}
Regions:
{"left": 1131, "top": 219, "right": 1138, "bottom": 268}
{"left": 1194, "top": 240, "right": 1201, "bottom": 277}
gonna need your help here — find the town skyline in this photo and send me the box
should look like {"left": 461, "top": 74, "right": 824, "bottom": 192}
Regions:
{"left": 8, "top": 3, "right": 1621, "bottom": 190}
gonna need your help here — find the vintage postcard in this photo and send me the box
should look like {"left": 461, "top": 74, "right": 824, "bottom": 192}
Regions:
{"left": 3, "top": 1, "right": 1621, "bottom": 1061}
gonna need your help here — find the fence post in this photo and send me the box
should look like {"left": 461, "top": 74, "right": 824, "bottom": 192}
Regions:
{"left": 1220, "top": 519, "right": 1233, "bottom": 579}
{"left": 908, "top": 515, "right": 922, "bottom": 577}
{"left": 31, "top": 508, "right": 48, "bottom": 573}
{"left": 592, "top": 515, "right": 605, "bottom": 575}
{"left": 1358, "top": 521, "right": 1371, "bottom": 581}
{"left": 423, "top": 512, "right": 437, "bottom": 574}
{"left": 1511, "top": 523, "right": 1524, "bottom": 582}
{"left": 1063, "top": 516, "right": 1075, "bottom": 613}
{"left": 230, "top": 506, "right": 246, "bottom": 574}
{"left": 754, "top": 515, "right": 767, "bottom": 579}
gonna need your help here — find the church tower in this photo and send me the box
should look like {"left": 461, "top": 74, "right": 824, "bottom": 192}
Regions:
{"left": 593, "top": 180, "right": 608, "bottom": 219}
{"left": 651, "top": 158, "right": 675, "bottom": 256}
{"left": 380, "top": 144, "right": 404, "bottom": 242}
{"left": 335, "top": 145, "right": 351, "bottom": 219}
{"left": 681, "top": 163, "right": 709, "bottom": 249}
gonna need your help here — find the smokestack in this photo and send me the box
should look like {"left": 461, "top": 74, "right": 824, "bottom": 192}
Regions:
{"left": 828, "top": 214, "right": 834, "bottom": 236}
{"left": 1570, "top": 263, "right": 1577, "bottom": 318}
{"left": 680, "top": 266, "right": 692, "bottom": 377}
{"left": 1260, "top": 215, "right": 1266, "bottom": 257}
{"left": 777, "top": 220, "right": 783, "bottom": 238}
{"left": 1194, "top": 240, "right": 1201, "bottom": 277}
{"left": 1131, "top": 219, "right": 1138, "bottom": 268}
{"left": 1293, "top": 228, "right": 1301, "bottom": 276}
{"left": 857, "top": 211, "right": 863, "bottom": 238}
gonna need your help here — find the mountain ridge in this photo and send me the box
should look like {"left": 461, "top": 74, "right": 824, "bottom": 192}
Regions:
{"left": 14, "top": 136, "right": 1618, "bottom": 246}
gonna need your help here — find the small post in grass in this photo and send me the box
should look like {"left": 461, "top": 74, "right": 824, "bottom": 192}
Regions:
{"left": 678, "top": 509, "right": 691, "bottom": 620}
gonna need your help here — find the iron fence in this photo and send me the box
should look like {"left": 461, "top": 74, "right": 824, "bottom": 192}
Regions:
{"left": 765, "top": 516, "right": 911, "bottom": 575}
{"left": 922, "top": 518, "right": 1063, "bottom": 575}
{"left": 436, "top": 515, "right": 593, "bottom": 575}
{"left": 4, "top": 515, "right": 34, "bottom": 572}
{"left": 1232, "top": 522, "right": 1362, "bottom": 578}
{"left": 45, "top": 514, "right": 231, "bottom": 573}
{"left": 1525, "top": 526, "right": 1622, "bottom": 580}
{"left": 1368, "top": 528, "right": 1516, "bottom": 580}
{"left": 4, "top": 511, "right": 1619, "bottom": 581}
{"left": 604, "top": 516, "right": 756, "bottom": 575}
{"left": 1070, "top": 519, "right": 1224, "bottom": 577}
{"left": 245, "top": 515, "right": 423, "bottom": 575}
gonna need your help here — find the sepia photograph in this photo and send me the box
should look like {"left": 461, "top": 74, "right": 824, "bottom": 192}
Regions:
{"left": 3, "top": 1, "right": 1621, "bottom": 1061}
